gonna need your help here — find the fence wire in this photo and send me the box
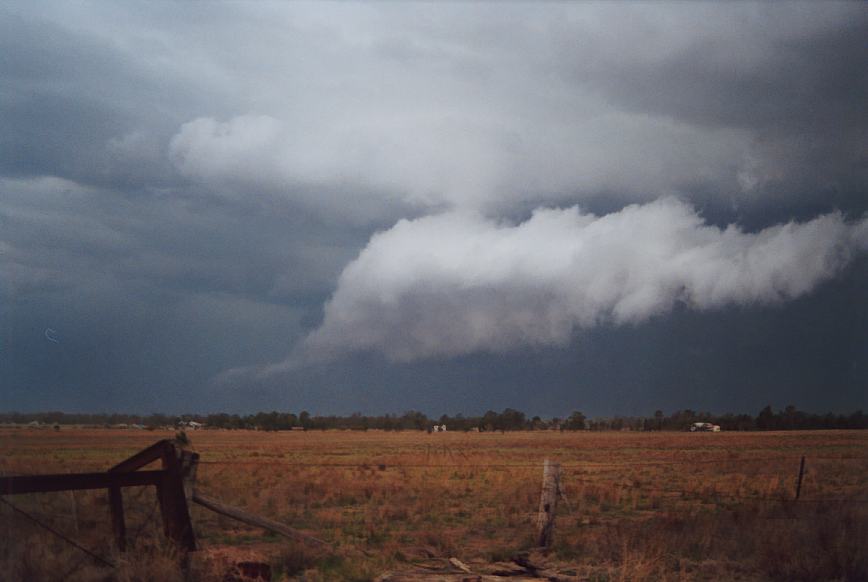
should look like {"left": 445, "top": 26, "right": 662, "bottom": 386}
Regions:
{"left": 0, "top": 496, "right": 115, "bottom": 569}
{"left": 1, "top": 447, "right": 866, "bottom": 568}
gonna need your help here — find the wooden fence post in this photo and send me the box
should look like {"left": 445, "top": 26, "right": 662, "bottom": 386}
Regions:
{"left": 2, "top": 440, "right": 199, "bottom": 555}
{"left": 536, "top": 459, "right": 561, "bottom": 548}
{"left": 795, "top": 456, "right": 806, "bottom": 501}
{"left": 108, "top": 485, "right": 126, "bottom": 551}
{"left": 157, "top": 442, "right": 197, "bottom": 552}
{"left": 68, "top": 489, "right": 79, "bottom": 536}
{"left": 180, "top": 450, "right": 199, "bottom": 543}
{"left": 180, "top": 450, "right": 199, "bottom": 503}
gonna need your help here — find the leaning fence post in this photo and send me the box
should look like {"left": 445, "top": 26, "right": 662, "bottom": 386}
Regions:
{"left": 795, "top": 455, "right": 806, "bottom": 500}
{"left": 536, "top": 459, "right": 561, "bottom": 548}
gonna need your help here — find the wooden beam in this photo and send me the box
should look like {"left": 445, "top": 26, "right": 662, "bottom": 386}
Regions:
{"left": 156, "top": 443, "right": 197, "bottom": 552}
{"left": 109, "top": 439, "right": 183, "bottom": 552}
{"left": 0, "top": 470, "right": 164, "bottom": 495}
{"left": 180, "top": 451, "right": 199, "bottom": 503}
{"left": 192, "top": 492, "right": 331, "bottom": 547}
{"left": 109, "top": 440, "right": 174, "bottom": 473}
{"left": 2, "top": 440, "right": 198, "bottom": 556}
{"left": 108, "top": 485, "right": 126, "bottom": 551}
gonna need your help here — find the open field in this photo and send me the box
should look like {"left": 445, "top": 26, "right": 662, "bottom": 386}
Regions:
{"left": 1, "top": 428, "right": 867, "bottom": 581}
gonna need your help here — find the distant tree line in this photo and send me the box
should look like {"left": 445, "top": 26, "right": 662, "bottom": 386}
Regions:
{"left": 1, "top": 405, "right": 866, "bottom": 432}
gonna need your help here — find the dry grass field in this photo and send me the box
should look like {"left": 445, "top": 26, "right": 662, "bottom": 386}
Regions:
{"left": 1, "top": 428, "right": 866, "bottom": 581}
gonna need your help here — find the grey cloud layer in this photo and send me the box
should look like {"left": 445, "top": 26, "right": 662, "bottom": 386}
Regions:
{"left": 161, "top": 3, "right": 866, "bottom": 222}
{"left": 305, "top": 199, "right": 868, "bottom": 362}
{"left": 2, "top": 2, "right": 867, "bottom": 412}
{"left": 6, "top": 3, "right": 862, "bottom": 217}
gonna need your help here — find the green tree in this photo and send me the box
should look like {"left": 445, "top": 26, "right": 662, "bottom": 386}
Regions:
{"left": 756, "top": 405, "right": 774, "bottom": 430}
{"left": 299, "top": 410, "right": 311, "bottom": 429}
{"left": 654, "top": 410, "right": 664, "bottom": 431}
{"left": 564, "top": 411, "right": 586, "bottom": 430}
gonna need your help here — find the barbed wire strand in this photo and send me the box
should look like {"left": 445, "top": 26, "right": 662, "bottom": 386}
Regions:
{"left": 0, "top": 496, "right": 115, "bottom": 569}
{"left": 5, "top": 455, "right": 864, "bottom": 481}
{"left": 192, "top": 454, "right": 866, "bottom": 469}
{"left": 2, "top": 453, "right": 865, "bottom": 561}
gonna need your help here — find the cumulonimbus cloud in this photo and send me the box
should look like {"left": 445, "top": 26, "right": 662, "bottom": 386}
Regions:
{"left": 298, "top": 198, "right": 868, "bottom": 363}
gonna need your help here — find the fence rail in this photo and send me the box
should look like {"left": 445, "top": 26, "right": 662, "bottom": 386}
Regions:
{"left": 1, "top": 470, "right": 164, "bottom": 495}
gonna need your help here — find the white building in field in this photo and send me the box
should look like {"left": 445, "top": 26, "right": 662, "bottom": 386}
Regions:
{"left": 178, "top": 420, "right": 204, "bottom": 430}
{"left": 689, "top": 422, "right": 721, "bottom": 432}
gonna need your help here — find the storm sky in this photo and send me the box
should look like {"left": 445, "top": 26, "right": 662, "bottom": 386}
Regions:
{"left": 2, "top": 2, "right": 867, "bottom": 416}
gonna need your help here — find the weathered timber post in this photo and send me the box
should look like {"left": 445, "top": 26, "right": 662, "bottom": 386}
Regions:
{"left": 158, "top": 442, "right": 197, "bottom": 552}
{"left": 108, "top": 485, "right": 126, "bottom": 551}
{"left": 108, "top": 439, "right": 172, "bottom": 552}
{"left": 2, "top": 440, "right": 199, "bottom": 555}
{"left": 180, "top": 450, "right": 199, "bottom": 502}
{"left": 179, "top": 450, "right": 199, "bottom": 542}
{"left": 795, "top": 456, "right": 806, "bottom": 501}
{"left": 536, "top": 459, "right": 561, "bottom": 548}
{"left": 68, "top": 487, "right": 79, "bottom": 536}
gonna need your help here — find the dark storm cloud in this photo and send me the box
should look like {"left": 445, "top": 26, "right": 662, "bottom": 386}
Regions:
{"left": 0, "top": 174, "right": 370, "bottom": 411}
{"left": 554, "top": 4, "right": 868, "bottom": 214}
{"left": 1, "top": 10, "right": 161, "bottom": 186}
{"left": 4, "top": 3, "right": 865, "bottom": 215}
{"left": 0, "top": 176, "right": 363, "bottom": 302}
{"left": 567, "top": 6, "right": 868, "bottom": 131}
{"left": 1, "top": 2, "right": 866, "bottom": 414}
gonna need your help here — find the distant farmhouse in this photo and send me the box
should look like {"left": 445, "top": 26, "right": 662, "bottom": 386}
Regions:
{"left": 689, "top": 422, "right": 721, "bottom": 432}
{"left": 178, "top": 420, "right": 205, "bottom": 430}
